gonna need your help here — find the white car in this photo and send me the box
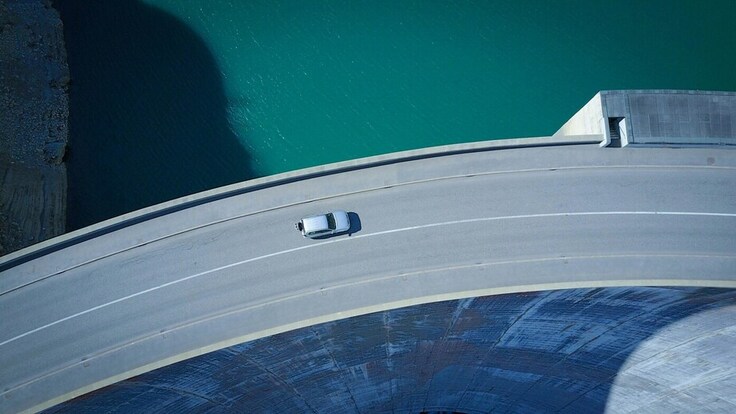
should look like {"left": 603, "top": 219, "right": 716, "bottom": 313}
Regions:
{"left": 296, "top": 210, "right": 351, "bottom": 238}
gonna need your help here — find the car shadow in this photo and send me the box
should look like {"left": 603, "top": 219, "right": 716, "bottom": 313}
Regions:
{"left": 347, "top": 212, "right": 361, "bottom": 236}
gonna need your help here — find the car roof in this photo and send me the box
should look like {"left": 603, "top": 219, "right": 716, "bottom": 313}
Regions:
{"left": 302, "top": 215, "right": 329, "bottom": 233}
{"left": 332, "top": 210, "right": 350, "bottom": 230}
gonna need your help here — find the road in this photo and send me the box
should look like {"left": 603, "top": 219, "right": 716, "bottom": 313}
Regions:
{"left": 1, "top": 143, "right": 735, "bottom": 413}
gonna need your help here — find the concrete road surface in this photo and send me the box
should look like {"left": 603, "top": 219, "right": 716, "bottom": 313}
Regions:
{"left": 1, "top": 142, "right": 735, "bottom": 413}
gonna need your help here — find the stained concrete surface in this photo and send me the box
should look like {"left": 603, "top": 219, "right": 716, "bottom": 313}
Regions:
{"left": 45, "top": 287, "right": 736, "bottom": 413}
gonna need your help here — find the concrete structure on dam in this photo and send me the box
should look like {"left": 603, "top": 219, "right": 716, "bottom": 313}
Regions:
{"left": 1, "top": 90, "right": 735, "bottom": 413}
{"left": 556, "top": 90, "right": 736, "bottom": 148}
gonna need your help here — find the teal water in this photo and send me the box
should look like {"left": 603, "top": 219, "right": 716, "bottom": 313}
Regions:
{"left": 57, "top": 0, "right": 736, "bottom": 229}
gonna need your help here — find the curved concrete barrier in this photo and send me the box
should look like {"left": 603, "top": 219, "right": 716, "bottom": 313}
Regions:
{"left": 0, "top": 134, "right": 600, "bottom": 274}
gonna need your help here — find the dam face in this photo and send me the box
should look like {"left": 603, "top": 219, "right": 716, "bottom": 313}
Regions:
{"left": 46, "top": 287, "right": 736, "bottom": 413}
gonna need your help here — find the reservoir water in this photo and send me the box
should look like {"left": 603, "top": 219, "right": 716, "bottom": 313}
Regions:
{"left": 57, "top": 0, "right": 736, "bottom": 229}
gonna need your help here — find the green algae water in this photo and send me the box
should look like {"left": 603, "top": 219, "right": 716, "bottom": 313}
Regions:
{"left": 57, "top": 0, "right": 736, "bottom": 229}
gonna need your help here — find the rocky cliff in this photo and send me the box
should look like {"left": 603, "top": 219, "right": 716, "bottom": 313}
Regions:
{"left": 0, "top": 0, "right": 68, "bottom": 256}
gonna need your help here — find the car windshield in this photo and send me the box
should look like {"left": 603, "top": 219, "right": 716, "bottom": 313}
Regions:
{"left": 326, "top": 213, "right": 336, "bottom": 230}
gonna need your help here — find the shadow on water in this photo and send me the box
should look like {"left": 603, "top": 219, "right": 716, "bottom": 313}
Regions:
{"left": 56, "top": 0, "right": 253, "bottom": 230}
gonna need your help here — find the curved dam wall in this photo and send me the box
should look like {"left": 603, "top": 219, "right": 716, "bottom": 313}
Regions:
{"left": 2, "top": 139, "right": 735, "bottom": 414}
{"left": 46, "top": 287, "right": 736, "bottom": 413}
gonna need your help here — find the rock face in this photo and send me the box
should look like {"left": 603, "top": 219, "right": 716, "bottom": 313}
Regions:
{"left": 0, "top": 0, "right": 68, "bottom": 256}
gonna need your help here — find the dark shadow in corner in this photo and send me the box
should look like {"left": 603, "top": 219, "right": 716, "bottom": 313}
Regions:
{"left": 55, "top": 0, "right": 254, "bottom": 230}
